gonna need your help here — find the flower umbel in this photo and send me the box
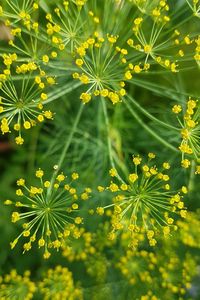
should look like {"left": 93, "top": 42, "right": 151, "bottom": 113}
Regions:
{"left": 73, "top": 32, "right": 128, "bottom": 104}
{"left": 0, "top": 270, "right": 36, "bottom": 300}
{"left": 8, "top": 168, "right": 90, "bottom": 259}
{"left": 38, "top": 266, "right": 83, "bottom": 299}
{"left": 172, "top": 98, "right": 200, "bottom": 161}
{"left": 0, "top": 63, "right": 53, "bottom": 144}
{"left": 99, "top": 153, "right": 187, "bottom": 247}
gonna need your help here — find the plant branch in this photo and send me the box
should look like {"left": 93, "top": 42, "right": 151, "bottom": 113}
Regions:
{"left": 127, "top": 94, "right": 179, "bottom": 131}
{"left": 124, "top": 99, "right": 178, "bottom": 152}
{"left": 47, "top": 103, "right": 84, "bottom": 197}
{"left": 43, "top": 81, "right": 82, "bottom": 104}
{"left": 101, "top": 98, "right": 125, "bottom": 183}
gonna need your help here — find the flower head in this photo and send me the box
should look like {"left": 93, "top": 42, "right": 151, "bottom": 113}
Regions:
{"left": 62, "top": 227, "right": 95, "bottom": 262}
{"left": 73, "top": 33, "right": 128, "bottom": 104}
{"left": 177, "top": 211, "right": 200, "bottom": 248}
{"left": 38, "top": 266, "right": 83, "bottom": 299}
{"left": 99, "top": 154, "right": 187, "bottom": 247}
{"left": 172, "top": 98, "right": 200, "bottom": 161}
{"left": 44, "top": 1, "right": 94, "bottom": 53}
{"left": 0, "top": 270, "right": 36, "bottom": 300}
{"left": 0, "top": 61, "right": 53, "bottom": 144}
{"left": 8, "top": 168, "right": 91, "bottom": 259}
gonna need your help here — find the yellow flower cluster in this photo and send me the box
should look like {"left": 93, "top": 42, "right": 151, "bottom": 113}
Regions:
{"left": 131, "top": 0, "right": 169, "bottom": 21}
{"left": 7, "top": 168, "right": 91, "bottom": 259}
{"left": 39, "top": 266, "right": 83, "bottom": 300}
{"left": 0, "top": 55, "right": 54, "bottom": 144}
{"left": 172, "top": 98, "right": 200, "bottom": 162}
{"left": 98, "top": 153, "right": 188, "bottom": 247}
{"left": 177, "top": 211, "right": 200, "bottom": 248}
{"left": 127, "top": 13, "right": 180, "bottom": 73}
{"left": 73, "top": 32, "right": 128, "bottom": 104}
{"left": 0, "top": 270, "right": 36, "bottom": 300}
{"left": 194, "top": 36, "right": 200, "bottom": 66}
{"left": 117, "top": 242, "right": 197, "bottom": 298}
{"left": 0, "top": 2, "right": 199, "bottom": 297}
{"left": 44, "top": 0, "right": 95, "bottom": 53}
{"left": 62, "top": 227, "right": 96, "bottom": 261}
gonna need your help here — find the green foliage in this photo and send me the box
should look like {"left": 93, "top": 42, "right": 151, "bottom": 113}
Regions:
{"left": 0, "top": 0, "right": 200, "bottom": 299}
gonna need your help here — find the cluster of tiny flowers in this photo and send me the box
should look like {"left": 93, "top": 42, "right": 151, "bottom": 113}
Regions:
{"left": 44, "top": 1, "right": 96, "bottom": 53}
{"left": 85, "top": 252, "right": 109, "bottom": 284}
{"left": 126, "top": 4, "right": 200, "bottom": 75}
{"left": 5, "top": 168, "right": 92, "bottom": 259}
{"left": 73, "top": 32, "right": 128, "bottom": 104}
{"left": 0, "top": 55, "right": 54, "bottom": 145}
{"left": 126, "top": 3, "right": 180, "bottom": 73}
{"left": 61, "top": 222, "right": 116, "bottom": 283}
{"left": 177, "top": 211, "right": 200, "bottom": 248}
{"left": 116, "top": 246, "right": 197, "bottom": 299}
{"left": 0, "top": 0, "right": 39, "bottom": 26}
{"left": 0, "top": 270, "right": 36, "bottom": 300}
{"left": 131, "top": 0, "right": 170, "bottom": 17}
{"left": 194, "top": 36, "right": 200, "bottom": 66}
{"left": 0, "top": 2, "right": 60, "bottom": 62}
{"left": 0, "top": 2, "right": 199, "bottom": 296}
{"left": 172, "top": 98, "right": 200, "bottom": 164}
{"left": 45, "top": 10, "right": 74, "bottom": 54}
{"left": 38, "top": 265, "right": 83, "bottom": 300}
{"left": 97, "top": 153, "right": 188, "bottom": 247}
{"left": 116, "top": 249, "right": 157, "bottom": 286}
{"left": 62, "top": 227, "right": 96, "bottom": 261}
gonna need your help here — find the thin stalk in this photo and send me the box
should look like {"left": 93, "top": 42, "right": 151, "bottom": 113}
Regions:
{"left": 101, "top": 98, "right": 115, "bottom": 168}
{"left": 47, "top": 103, "right": 84, "bottom": 198}
{"left": 127, "top": 95, "right": 179, "bottom": 131}
{"left": 188, "top": 160, "right": 196, "bottom": 192}
{"left": 56, "top": 103, "right": 84, "bottom": 173}
{"left": 101, "top": 98, "right": 125, "bottom": 183}
{"left": 124, "top": 99, "right": 178, "bottom": 153}
{"left": 43, "top": 81, "right": 82, "bottom": 104}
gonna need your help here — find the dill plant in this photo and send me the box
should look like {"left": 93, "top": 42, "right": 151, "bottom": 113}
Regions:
{"left": 0, "top": 270, "right": 36, "bottom": 300}
{"left": 96, "top": 153, "right": 188, "bottom": 247}
{"left": 0, "top": 0, "right": 200, "bottom": 299}
{"left": 38, "top": 265, "right": 83, "bottom": 299}
{"left": 6, "top": 168, "right": 91, "bottom": 259}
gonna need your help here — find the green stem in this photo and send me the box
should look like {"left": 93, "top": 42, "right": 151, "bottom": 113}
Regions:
{"left": 101, "top": 98, "right": 115, "bottom": 168}
{"left": 101, "top": 98, "right": 125, "bottom": 183}
{"left": 43, "top": 81, "right": 82, "bottom": 104}
{"left": 27, "top": 125, "right": 41, "bottom": 176}
{"left": 127, "top": 95, "right": 179, "bottom": 131}
{"left": 47, "top": 103, "right": 84, "bottom": 197}
{"left": 131, "top": 78, "right": 195, "bottom": 101}
{"left": 124, "top": 99, "right": 178, "bottom": 153}
{"left": 56, "top": 103, "right": 84, "bottom": 173}
{"left": 188, "top": 160, "right": 196, "bottom": 192}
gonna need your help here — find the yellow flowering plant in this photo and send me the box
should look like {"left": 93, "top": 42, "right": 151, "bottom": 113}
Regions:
{"left": 0, "top": 0, "right": 200, "bottom": 299}
{"left": 6, "top": 167, "right": 91, "bottom": 259}
{"left": 96, "top": 154, "right": 188, "bottom": 247}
